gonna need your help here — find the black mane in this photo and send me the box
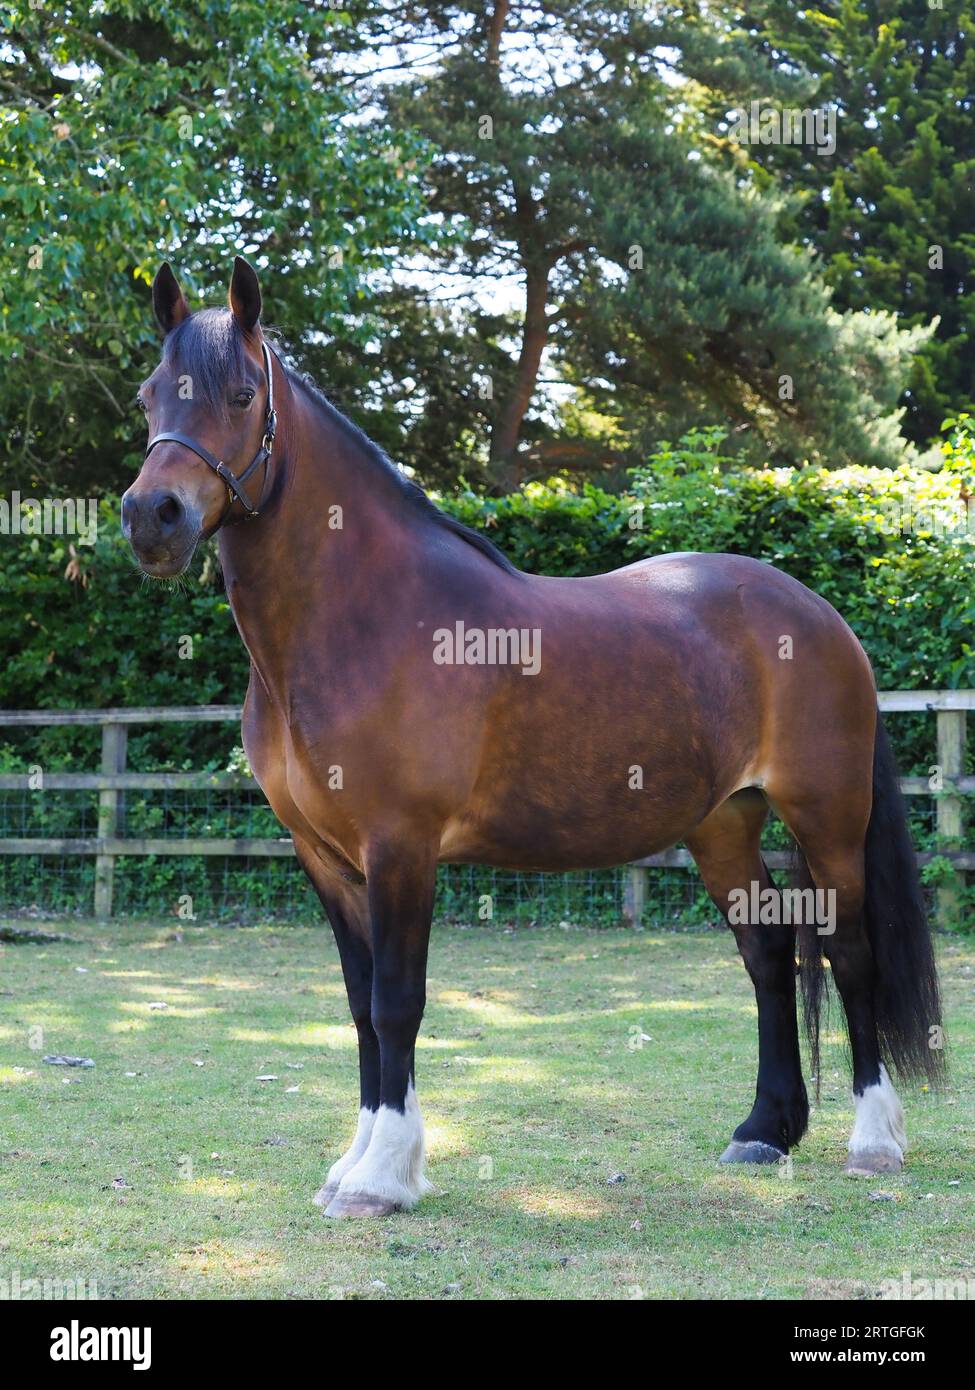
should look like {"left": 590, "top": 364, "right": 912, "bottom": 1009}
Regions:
{"left": 289, "top": 370, "right": 519, "bottom": 576}
{"left": 166, "top": 310, "right": 518, "bottom": 575}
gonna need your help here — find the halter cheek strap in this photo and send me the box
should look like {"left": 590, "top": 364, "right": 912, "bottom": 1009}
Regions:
{"left": 143, "top": 340, "right": 277, "bottom": 520}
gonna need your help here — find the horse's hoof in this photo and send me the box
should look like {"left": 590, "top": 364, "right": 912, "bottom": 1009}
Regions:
{"left": 720, "top": 1140, "right": 786, "bottom": 1165}
{"left": 845, "top": 1150, "right": 903, "bottom": 1177}
{"left": 323, "top": 1191, "right": 401, "bottom": 1219}
{"left": 313, "top": 1182, "right": 338, "bottom": 1208}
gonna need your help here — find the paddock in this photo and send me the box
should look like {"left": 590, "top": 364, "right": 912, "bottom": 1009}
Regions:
{"left": 2, "top": 918, "right": 972, "bottom": 1300}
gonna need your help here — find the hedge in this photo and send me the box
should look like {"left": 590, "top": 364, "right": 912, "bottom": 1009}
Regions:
{"left": 1, "top": 424, "right": 972, "bottom": 921}
{"left": 2, "top": 423, "right": 973, "bottom": 774}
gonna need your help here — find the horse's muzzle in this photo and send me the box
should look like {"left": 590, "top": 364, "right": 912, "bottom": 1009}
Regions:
{"left": 121, "top": 484, "right": 201, "bottom": 576}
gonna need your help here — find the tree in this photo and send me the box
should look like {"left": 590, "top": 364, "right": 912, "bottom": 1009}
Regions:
{"left": 0, "top": 0, "right": 431, "bottom": 494}
{"left": 725, "top": 0, "right": 975, "bottom": 446}
{"left": 337, "top": 0, "right": 932, "bottom": 486}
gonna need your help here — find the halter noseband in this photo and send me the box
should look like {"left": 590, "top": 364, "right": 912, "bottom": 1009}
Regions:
{"left": 143, "top": 340, "right": 277, "bottom": 520}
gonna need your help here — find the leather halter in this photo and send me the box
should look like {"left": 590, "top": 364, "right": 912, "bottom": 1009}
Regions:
{"left": 143, "top": 340, "right": 277, "bottom": 520}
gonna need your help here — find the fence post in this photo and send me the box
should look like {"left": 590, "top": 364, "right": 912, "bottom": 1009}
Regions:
{"left": 623, "top": 864, "right": 647, "bottom": 928}
{"left": 935, "top": 709, "right": 966, "bottom": 929}
{"left": 94, "top": 721, "right": 127, "bottom": 919}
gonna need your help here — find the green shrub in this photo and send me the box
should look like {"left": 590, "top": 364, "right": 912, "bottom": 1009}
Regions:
{"left": 1, "top": 425, "right": 971, "bottom": 918}
{"left": 446, "top": 424, "right": 975, "bottom": 714}
{"left": 3, "top": 433, "right": 974, "bottom": 760}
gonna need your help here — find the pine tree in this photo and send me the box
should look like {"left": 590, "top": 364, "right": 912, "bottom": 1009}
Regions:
{"left": 727, "top": 0, "right": 975, "bottom": 445}
{"left": 338, "top": 0, "right": 933, "bottom": 485}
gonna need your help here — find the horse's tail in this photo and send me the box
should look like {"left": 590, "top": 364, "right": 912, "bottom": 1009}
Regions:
{"left": 861, "top": 716, "right": 944, "bottom": 1083}
{"left": 798, "top": 714, "right": 944, "bottom": 1087}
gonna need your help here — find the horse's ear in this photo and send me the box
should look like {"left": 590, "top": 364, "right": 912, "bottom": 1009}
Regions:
{"left": 228, "top": 256, "right": 262, "bottom": 337}
{"left": 152, "top": 262, "right": 190, "bottom": 336}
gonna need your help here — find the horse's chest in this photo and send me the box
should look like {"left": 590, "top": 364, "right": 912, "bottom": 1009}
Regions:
{"left": 242, "top": 686, "right": 360, "bottom": 862}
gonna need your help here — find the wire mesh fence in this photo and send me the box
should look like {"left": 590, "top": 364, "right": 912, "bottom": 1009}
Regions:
{"left": 0, "top": 700, "right": 967, "bottom": 928}
{"left": 0, "top": 779, "right": 710, "bottom": 926}
{"left": 1, "top": 854, "right": 717, "bottom": 929}
{"left": 0, "top": 783, "right": 950, "bottom": 928}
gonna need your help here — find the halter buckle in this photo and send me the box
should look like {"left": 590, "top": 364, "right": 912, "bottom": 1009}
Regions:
{"left": 261, "top": 409, "right": 277, "bottom": 454}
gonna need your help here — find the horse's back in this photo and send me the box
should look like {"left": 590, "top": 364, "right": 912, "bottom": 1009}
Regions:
{"left": 437, "top": 550, "right": 877, "bottom": 868}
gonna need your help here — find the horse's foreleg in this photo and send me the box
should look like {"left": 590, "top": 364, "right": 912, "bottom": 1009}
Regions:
{"left": 312, "top": 900, "right": 379, "bottom": 1208}
{"left": 324, "top": 840, "right": 437, "bottom": 1219}
{"left": 292, "top": 840, "right": 378, "bottom": 1209}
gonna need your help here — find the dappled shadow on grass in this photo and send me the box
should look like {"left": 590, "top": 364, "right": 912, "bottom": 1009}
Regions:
{"left": 0, "top": 919, "right": 972, "bottom": 1298}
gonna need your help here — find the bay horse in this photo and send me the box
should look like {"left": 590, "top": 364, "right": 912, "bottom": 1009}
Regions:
{"left": 121, "top": 258, "right": 943, "bottom": 1217}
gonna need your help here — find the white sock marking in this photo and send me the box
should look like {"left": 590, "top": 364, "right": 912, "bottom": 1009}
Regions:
{"left": 848, "top": 1064, "right": 907, "bottom": 1162}
{"left": 334, "top": 1084, "right": 432, "bottom": 1209}
{"left": 325, "top": 1106, "right": 377, "bottom": 1188}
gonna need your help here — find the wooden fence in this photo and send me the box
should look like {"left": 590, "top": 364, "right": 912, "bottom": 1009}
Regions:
{"left": 0, "top": 694, "right": 971, "bottom": 923}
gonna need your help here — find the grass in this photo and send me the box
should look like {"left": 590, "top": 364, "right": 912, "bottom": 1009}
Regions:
{"left": 0, "top": 917, "right": 972, "bottom": 1301}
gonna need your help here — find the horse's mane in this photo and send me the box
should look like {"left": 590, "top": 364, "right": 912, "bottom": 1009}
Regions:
{"left": 164, "top": 309, "right": 518, "bottom": 575}
{"left": 287, "top": 369, "right": 518, "bottom": 576}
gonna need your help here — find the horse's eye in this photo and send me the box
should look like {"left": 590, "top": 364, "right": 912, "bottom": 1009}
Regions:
{"left": 232, "top": 390, "right": 255, "bottom": 408}
{"left": 135, "top": 396, "right": 148, "bottom": 415}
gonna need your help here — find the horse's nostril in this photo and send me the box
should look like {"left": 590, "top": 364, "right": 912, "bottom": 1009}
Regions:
{"left": 155, "top": 493, "right": 183, "bottom": 529}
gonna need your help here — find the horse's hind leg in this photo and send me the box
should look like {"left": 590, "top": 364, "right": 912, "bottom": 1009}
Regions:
{"left": 686, "top": 789, "right": 808, "bottom": 1163}
{"left": 770, "top": 795, "right": 906, "bottom": 1177}
{"left": 292, "top": 839, "right": 380, "bottom": 1209}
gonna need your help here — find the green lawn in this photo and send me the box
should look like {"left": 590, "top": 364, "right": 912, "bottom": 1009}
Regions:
{"left": 1, "top": 918, "right": 972, "bottom": 1300}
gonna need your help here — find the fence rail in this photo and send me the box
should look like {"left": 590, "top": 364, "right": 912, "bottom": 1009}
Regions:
{"left": 0, "top": 695, "right": 969, "bottom": 922}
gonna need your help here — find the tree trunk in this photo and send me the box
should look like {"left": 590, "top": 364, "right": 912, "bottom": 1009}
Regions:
{"left": 490, "top": 260, "right": 551, "bottom": 488}
{"left": 486, "top": 0, "right": 509, "bottom": 65}
{"left": 483, "top": 0, "right": 549, "bottom": 491}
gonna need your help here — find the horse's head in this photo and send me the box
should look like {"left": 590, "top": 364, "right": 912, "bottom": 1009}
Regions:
{"left": 122, "top": 258, "right": 275, "bottom": 577}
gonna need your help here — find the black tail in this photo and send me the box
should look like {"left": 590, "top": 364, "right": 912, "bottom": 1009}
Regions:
{"left": 795, "top": 847, "right": 827, "bottom": 1091}
{"left": 863, "top": 717, "right": 944, "bottom": 1082}
{"left": 799, "top": 715, "right": 945, "bottom": 1086}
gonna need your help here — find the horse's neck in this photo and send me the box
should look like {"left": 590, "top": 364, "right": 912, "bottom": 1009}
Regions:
{"left": 217, "top": 383, "right": 415, "bottom": 691}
